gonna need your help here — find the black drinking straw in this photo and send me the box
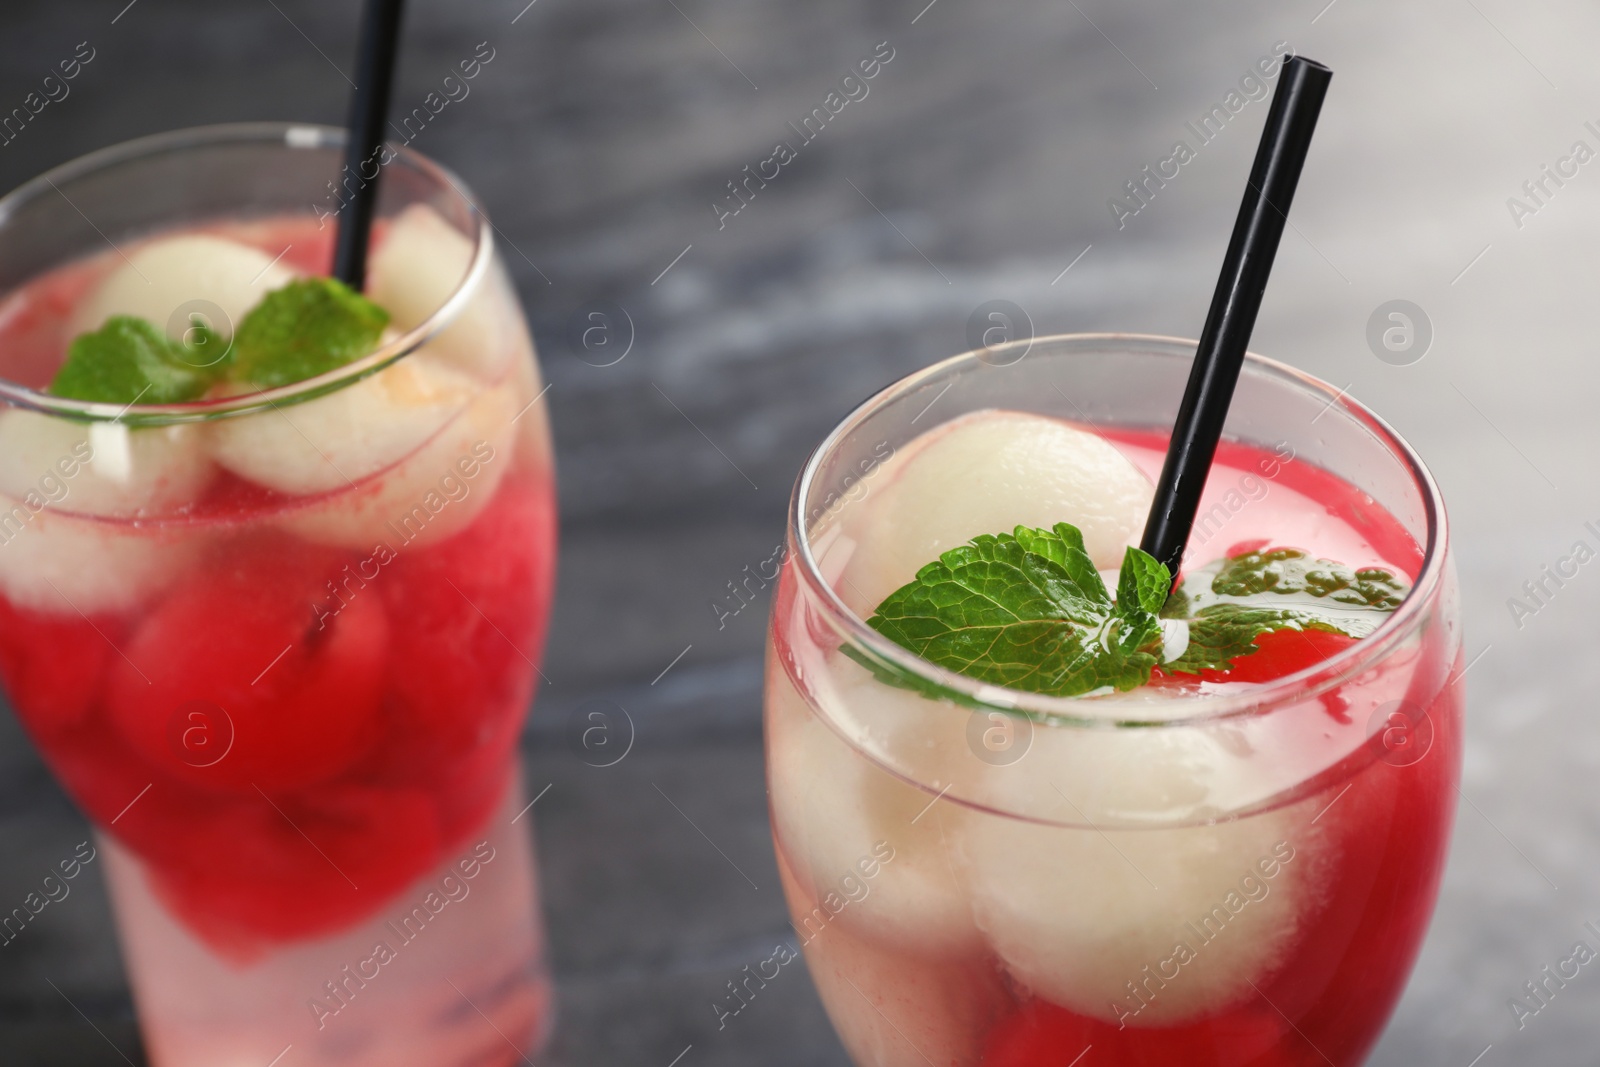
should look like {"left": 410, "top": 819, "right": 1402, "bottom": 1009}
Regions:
{"left": 1140, "top": 55, "right": 1333, "bottom": 577}
{"left": 331, "top": 0, "right": 407, "bottom": 289}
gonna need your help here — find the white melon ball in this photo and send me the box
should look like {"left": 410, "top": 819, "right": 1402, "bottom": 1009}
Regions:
{"left": 0, "top": 504, "right": 187, "bottom": 614}
{"left": 208, "top": 356, "right": 480, "bottom": 496}
{"left": 779, "top": 847, "right": 1007, "bottom": 1067}
{"left": 959, "top": 725, "right": 1320, "bottom": 1026}
{"left": 70, "top": 235, "right": 295, "bottom": 341}
{"left": 368, "top": 205, "right": 514, "bottom": 380}
{"left": 0, "top": 409, "right": 213, "bottom": 517}
{"left": 767, "top": 672, "right": 982, "bottom": 956}
{"left": 279, "top": 375, "right": 517, "bottom": 550}
{"left": 841, "top": 410, "right": 1153, "bottom": 609}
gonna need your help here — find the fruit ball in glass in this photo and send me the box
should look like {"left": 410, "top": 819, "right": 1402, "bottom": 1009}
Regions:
{"left": 765, "top": 333, "right": 1461, "bottom": 1067}
{"left": 0, "top": 125, "right": 558, "bottom": 1067}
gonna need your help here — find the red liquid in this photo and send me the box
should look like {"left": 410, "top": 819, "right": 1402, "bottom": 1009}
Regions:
{"left": 768, "top": 430, "right": 1461, "bottom": 1067}
{"left": 977, "top": 646, "right": 1461, "bottom": 1067}
{"left": 0, "top": 220, "right": 557, "bottom": 958}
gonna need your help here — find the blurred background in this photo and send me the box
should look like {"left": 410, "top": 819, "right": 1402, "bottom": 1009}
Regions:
{"left": 0, "top": 0, "right": 1596, "bottom": 1063}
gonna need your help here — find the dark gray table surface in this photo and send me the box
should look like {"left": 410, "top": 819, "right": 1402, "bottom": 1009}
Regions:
{"left": 1, "top": 0, "right": 1596, "bottom": 1063}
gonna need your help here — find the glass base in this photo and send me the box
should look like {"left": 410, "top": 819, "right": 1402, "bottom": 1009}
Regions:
{"left": 103, "top": 774, "right": 554, "bottom": 1067}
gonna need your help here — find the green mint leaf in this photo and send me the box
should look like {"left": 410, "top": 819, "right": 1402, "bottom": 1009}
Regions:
{"left": 1117, "top": 546, "right": 1170, "bottom": 617}
{"left": 1205, "top": 547, "right": 1407, "bottom": 609}
{"left": 1112, "top": 546, "right": 1169, "bottom": 660}
{"left": 853, "top": 527, "right": 1410, "bottom": 696}
{"left": 1162, "top": 548, "right": 1409, "bottom": 674}
{"left": 1163, "top": 607, "right": 1333, "bottom": 674}
{"left": 859, "top": 523, "right": 1171, "bottom": 698}
{"left": 1012, "top": 522, "right": 1111, "bottom": 612}
{"left": 230, "top": 278, "right": 389, "bottom": 388}
{"left": 49, "top": 315, "right": 213, "bottom": 404}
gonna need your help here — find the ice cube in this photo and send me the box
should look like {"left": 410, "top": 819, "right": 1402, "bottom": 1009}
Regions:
{"left": 0, "top": 409, "right": 214, "bottom": 517}
{"left": 778, "top": 845, "right": 1008, "bottom": 1067}
{"left": 959, "top": 724, "right": 1320, "bottom": 1025}
{"left": 839, "top": 410, "right": 1154, "bottom": 610}
{"left": 767, "top": 670, "right": 982, "bottom": 956}
{"left": 279, "top": 375, "right": 517, "bottom": 550}
{"left": 208, "top": 356, "right": 480, "bottom": 497}
{"left": 367, "top": 205, "right": 517, "bottom": 380}
{"left": 70, "top": 235, "right": 295, "bottom": 341}
{"left": 0, "top": 504, "right": 186, "bottom": 615}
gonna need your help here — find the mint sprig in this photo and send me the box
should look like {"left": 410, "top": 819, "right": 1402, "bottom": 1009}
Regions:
{"left": 231, "top": 278, "right": 388, "bottom": 388}
{"left": 1161, "top": 549, "right": 1408, "bottom": 675}
{"left": 50, "top": 277, "right": 391, "bottom": 404}
{"left": 859, "top": 523, "right": 1169, "bottom": 697}
{"left": 852, "top": 525, "right": 1408, "bottom": 699}
{"left": 49, "top": 315, "right": 217, "bottom": 404}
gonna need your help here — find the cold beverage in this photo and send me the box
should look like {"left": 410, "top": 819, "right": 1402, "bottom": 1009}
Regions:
{"left": 0, "top": 126, "right": 557, "bottom": 1067}
{"left": 765, "top": 335, "right": 1460, "bottom": 1066}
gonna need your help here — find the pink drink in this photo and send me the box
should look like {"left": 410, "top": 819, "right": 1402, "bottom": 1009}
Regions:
{"left": 765, "top": 337, "right": 1461, "bottom": 1066}
{"left": 0, "top": 128, "right": 557, "bottom": 1066}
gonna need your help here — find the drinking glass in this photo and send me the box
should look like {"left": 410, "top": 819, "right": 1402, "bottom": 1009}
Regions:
{"left": 765, "top": 333, "right": 1460, "bottom": 1065}
{"left": 0, "top": 124, "right": 557, "bottom": 1067}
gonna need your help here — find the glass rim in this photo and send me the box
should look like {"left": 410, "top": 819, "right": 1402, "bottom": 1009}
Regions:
{"left": 788, "top": 331, "right": 1451, "bottom": 729}
{"left": 0, "top": 121, "right": 495, "bottom": 424}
